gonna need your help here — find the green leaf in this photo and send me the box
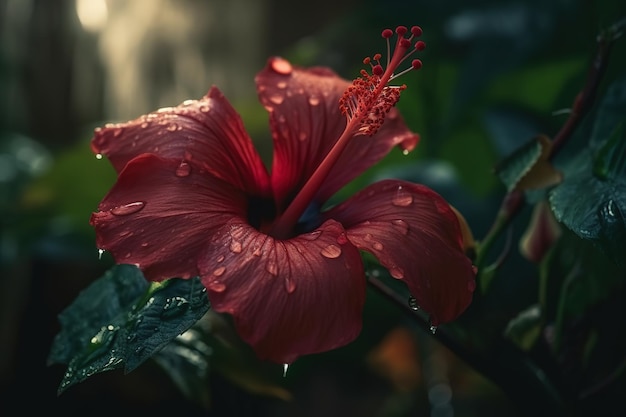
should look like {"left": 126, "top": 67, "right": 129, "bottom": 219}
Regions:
{"left": 496, "top": 135, "right": 543, "bottom": 192}
{"left": 48, "top": 264, "right": 210, "bottom": 394}
{"left": 548, "top": 78, "right": 626, "bottom": 269}
{"left": 549, "top": 138, "right": 626, "bottom": 270}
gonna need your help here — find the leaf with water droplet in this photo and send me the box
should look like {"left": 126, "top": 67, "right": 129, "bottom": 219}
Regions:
{"left": 48, "top": 264, "right": 210, "bottom": 394}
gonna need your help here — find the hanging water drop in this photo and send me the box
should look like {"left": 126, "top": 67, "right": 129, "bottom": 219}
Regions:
{"left": 308, "top": 96, "right": 320, "bottom": 106}
{"left": 408, "top": 296, "right": 420, "bottom": 311}
{"left": 283, "top": 363, "right": 289, "bottom": 377}
{"left": 266, "top": 260, "right": 278, "bottom": 276}
{"left": 98, "top": 248, "right": 105, "bottom": 260}
{"left": 95, "top": 153, "right": 103, "bottom": 160}
{"left": 430, "top": 325, "right": 437, "bottom": 334}
{"left": 389, "top": 266, "right": 405, "bottom": 279}
{"left": 230, "top": 240, "right": 243, "bottom": 253}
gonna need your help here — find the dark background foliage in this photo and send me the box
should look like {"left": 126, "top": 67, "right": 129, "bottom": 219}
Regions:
{"left": 1, "top": 0, "right": 625, "bottom": 416}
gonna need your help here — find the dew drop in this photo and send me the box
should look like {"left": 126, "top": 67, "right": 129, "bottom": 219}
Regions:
{"left": 308, "top": 96, "right": 320, "bottom": 106}
{"left": 208, "top": 282, "right": 226, "bottom": 292}
{"left": 269, "top": 94, "right": 285, "bottom": 105}
{"left": 430, "top": 325, "right": 437, "bottom": 334}
{"left": 283, "top": 363, "right": 289, "bottom": 377}
{"left": 95, "top": 153, "right": 103, "bottom": 160}
{"left": 372, "top": 241, "right": 384, "bottom": 251}
{"left": 166, "top": 123, "right": 178, "bottom": 131}
{"left": 98, "top": 248, "right": 105, "bottom": 260}
{"left": 266, "top": 260, "right": 278, "bottom": 276}
{"left": 271, "top": 58, "right": 293, "bottom": 75}
{"left": 408, "top": 296, "right": 420, "bottom": 311}
{"left": 162, "top": 296, "right": 190, "bottom": 318}
{"left": 389, "top": 267, "right": 405, "bottom": 279}
{"left": 277, "top": 81, "right": 288, "bottom": 89}
{"left": 111, "top": 201, "right": 145, "bottom": 216}
{"left": 230, "top": 240, "right": 242, "bottom": 253}
{"left": 140, "top": 122, "right": 149, "bottom": 128}
{"left": 113, "top": 128, "right": 123, "bottom": 137}
{"left": 392, "top": 188, "right": 413, "bottom": 207}
{"left": 199, "top": 104, "right": 210, "bottom": 113}
{"left": 217, "top": 255, "right": 225, "bottom": 263}
{"left": 402, "top": 149, "right": 410, "bottom": 155}
{"left": 391, "top": 219, "right": 409, "bottom": 235}
{"left": 284, "top": 277, "right": 296, "bottom": 294}
{"left": 302, "top": 230, "right": 322, "bottom": 241}
{"left": 213, "top": 266, "right": 226, "bottom": 276}
{"left": 320, "top": 244, "right": 342, "bottom": 259}
{"left": 175, "top": 161, "right": 191, "bottom": 177}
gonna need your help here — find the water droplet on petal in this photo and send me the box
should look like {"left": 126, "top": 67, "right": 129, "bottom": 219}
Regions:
{"left": 430, "top": 325, "right": 437, "bottom": 334}
{"left": 308, "top": 96, "right": 320, "bottom": 106}
{"left": 230, "top": 240, "right": 242, "bottom": 253}
{"left": 392, "top": 187, "right": 413, "bottom": 207}
{"left": 389, "top": 267, "right": 404, "bottom": 279}
{"left": 266, "top": 260, "right": 278, "bottom": 276}
{"left": 277, "top": 81, "right": 288, "bottom": 89}
{"left": 391, "top": 219, "right": 409, "bottom": 235}
{"left": 372, "top": 241, "right": 384, "bottom": 251}
{"left": 98, "top": 248, "right": 105, "bottom": 259}
{"left": 95, "top": 153, "right": 103, "bottom": 160}
{"left": 175, "top": 161, "right": 191, "bottom": 177}
{"left": 284, "top": 277, "right": 296, "bottom": 294}
{"left": 111, "top": 201, "right": 145, "bottom": 216}
{"left": 271, "top": 58, "right": 293, "bottom": 75}
{"left": 408, "top": 296, "right": 420, "bottom": 311}
{"left": 213, "top": 266, "right": 226, "bottom": 276}
{"left": 199, "top": 104, "right": 210, "bottom": 113}
{"left": 217, "top": 255, "right": 225, "bottom": 263}
{"left": 302, "top": 230, "right": 322, "bottom": 241}
{"left": 320, "top": 244, "right": 342, "bottom": 259}
{"left": 113, "top": 128, "right": 123, "bottom": 137}
{"left": 283, "top": 363, "right": 289, "bottom": 377}
{"left": 269, "top": 94, "right": 285, "bottom": 105}
{"left": 208, "top": 282, "right": 226, "bottom": 292}
{"left": 402, "top": 149, "right": 410, "bottom": 156}
{"left": 167, "top": 123, "right": 178, "bottom": 131}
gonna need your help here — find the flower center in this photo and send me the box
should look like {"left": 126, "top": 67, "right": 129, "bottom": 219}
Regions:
{"left": 270, "top": 26, "right": 426, "bottom": 240}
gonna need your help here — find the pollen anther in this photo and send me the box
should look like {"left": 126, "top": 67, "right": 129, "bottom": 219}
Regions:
{"left": 339, "top": 24, "right": 426, "bottom": 136}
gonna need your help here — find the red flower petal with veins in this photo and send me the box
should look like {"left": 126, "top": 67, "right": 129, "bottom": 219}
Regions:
{"left": 256, "top": 58, "right": 418, "bottom": 210}
{"left": 91, "top": 153, "right": 247, "bottom": 281}
{"left": 91, "top": 87, "right": 271, "bottom": 198}
{"left": 198, "top": 219, "right": 365, "bottom": 363}
{"left": 325, "top": 180, "right": 475, "bottom": 325}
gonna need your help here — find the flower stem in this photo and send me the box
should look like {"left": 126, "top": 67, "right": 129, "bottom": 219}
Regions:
{"left": 270, "top": 117, "right": 360, "bottom": 239}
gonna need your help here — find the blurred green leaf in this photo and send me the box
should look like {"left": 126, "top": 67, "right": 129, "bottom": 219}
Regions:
{"left": 48, "top": 264, "right": 210, "bottom": 394}
{"left": 504, "top": 304, "right": 542, "bottom": 351}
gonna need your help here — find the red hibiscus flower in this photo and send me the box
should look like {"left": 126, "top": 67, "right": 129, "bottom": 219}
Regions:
{"left": 90, "top": 26, "right": 476, "bottom": 364}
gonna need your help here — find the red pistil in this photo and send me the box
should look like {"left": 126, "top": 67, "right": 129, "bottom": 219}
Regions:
{"left": 270, "top": 25, "right": 425, "bottom": 239}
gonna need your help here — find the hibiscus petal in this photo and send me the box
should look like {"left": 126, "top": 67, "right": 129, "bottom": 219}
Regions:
{"left": 256, "top": 57, "right": 419, "bottom": 209}
{"left": 90, "top": 153, "right": 247, "bottom": 281}
{"left": 197, "top": 219, "right": 366, "bottom": 364}
{"left": 324, "top": 180, "right": 475, "bottom": 325}
{"left": 91, "top": 87, "right": 271, "bottom": 197}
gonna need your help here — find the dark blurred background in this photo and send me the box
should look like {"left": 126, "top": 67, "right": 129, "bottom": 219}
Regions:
{"left": 1, "top": 0, "right": 625, "bottom": 416}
